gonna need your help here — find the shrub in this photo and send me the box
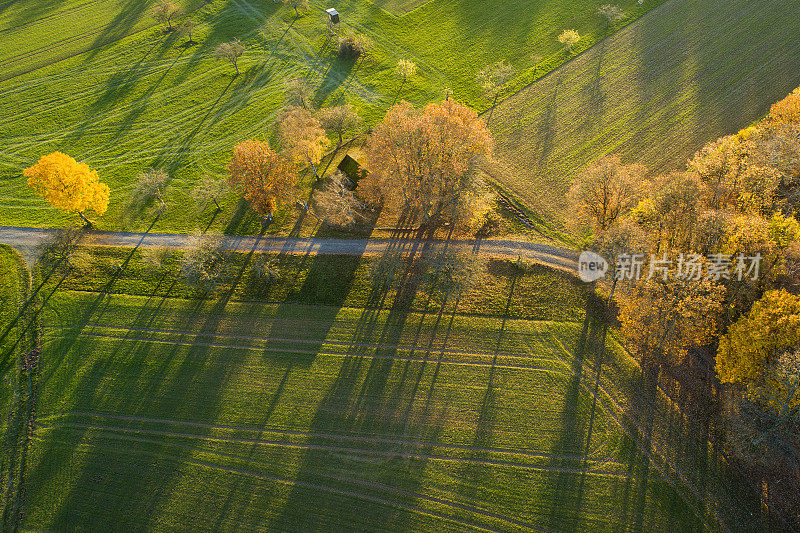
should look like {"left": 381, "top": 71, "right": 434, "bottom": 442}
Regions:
{"left": 337, "top": 33, "right": 368, "bottom": 60}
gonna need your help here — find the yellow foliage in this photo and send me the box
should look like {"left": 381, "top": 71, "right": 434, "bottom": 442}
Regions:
{"left": 24, "top": 152, "right": 109, "bottom": 218}
{"left": 737, "top": 126, "right": 757, "bottom": 140}
{"left": 618, "top": 277, "right": 724, "bottom": 366}
{"left": 767, "top": 87, "right": 800, "bottom": 127}
{"left": 227, "top": 139, "right": 295, "bottom": 216}
{"left": 716, "top": 289, "right": 800, "bottom": 385}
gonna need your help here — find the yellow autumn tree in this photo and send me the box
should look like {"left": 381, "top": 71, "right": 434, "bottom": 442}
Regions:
{"left": 24, "top": 152, "right": 110, "bottom": 224}
{"left": 278, "top": 106, "right": 329, "bottom": 180}
{"left": 717, "top": 289, "right": 800, "bottom": 416}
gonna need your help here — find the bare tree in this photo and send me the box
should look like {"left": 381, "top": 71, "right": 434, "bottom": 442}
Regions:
{"left": 477, "top": 60, "right": 516, "bottom": 122}
{"left": 312, "top": 171, "right": 365, "bottom": 228}
{"left": 251, "top": 254, "right": 281, "bottom": 281}
{"left": 181, "top": 235, "right": 227, "bottom": 290}
{"left": 597, "top": 4, "right": 625, "bottom": 28}
{"left": 282, "top": 0, "right": 309, "bottom": 18}
{"left": 214, "top": 39, "right": 246, "bottom": 75}
{"left": 284, "top": 78, "right": 314, "bottom": 110}
{"left": 316, "top": 104, "right": 363, "bottom": 175}
{"left": 192, "top": 175, "right": 229, "bottom": 212}
{"left": 142, "top": 245, "right": 172, "bottom": 272}
{"left": 179, "top": 19, "right": 197, "bottom": 44}
{"left": 152, "top": 1, "right": 184, "bottom": 32}
{"left": 128, "top": 168, "right": 170, "bottom": 220}
{"left": 423, "top": 250, "right": 477, "bottom": 301}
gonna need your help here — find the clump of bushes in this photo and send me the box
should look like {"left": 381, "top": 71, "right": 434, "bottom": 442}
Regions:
{"left": 337, "top": 32, "right": 368, "bottom": 59}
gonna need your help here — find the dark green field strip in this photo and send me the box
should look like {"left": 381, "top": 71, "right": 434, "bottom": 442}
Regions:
{"left": 490, "top": 0, "right": 800, "bottom": 222}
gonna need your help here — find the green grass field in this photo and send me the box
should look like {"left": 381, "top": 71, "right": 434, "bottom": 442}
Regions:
{"left": 0, "top": 243, "right": 771, "bottom": 531}
{"left": 489, "top": 0, "right": 800, "bottom": 224}
{"left": 1, "top": 0, "right": 793, "bottom": 528}
{"left": 0, "top": 0, "right": 655, "bottom": 233}
{"left": 0, "top": 245, "right": 26, "bottom": 423}
{"left": 25, "top": 292, "right": 702, "bottom": 531}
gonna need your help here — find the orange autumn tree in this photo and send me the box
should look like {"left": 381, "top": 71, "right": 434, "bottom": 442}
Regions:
{"left": 227, "top": 139, "right": 295, "bottom": 222}
{"left": 359, "top": 98, "right": 492, "bottom": 224}
{"left": 24, "top": 152, "right": 110, "bottom": 225}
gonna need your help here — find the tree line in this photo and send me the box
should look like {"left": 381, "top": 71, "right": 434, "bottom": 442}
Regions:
{"left": 568, "top": 86, "right": 800, "bottom": 522}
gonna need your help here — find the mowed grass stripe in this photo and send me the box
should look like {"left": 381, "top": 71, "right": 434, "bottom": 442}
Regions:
{"left": 490, "top": 0, "right": 800, "bottom": 222}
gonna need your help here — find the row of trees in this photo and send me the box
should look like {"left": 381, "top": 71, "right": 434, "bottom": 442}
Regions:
{"left": 225, "top": 95, "right": 492, "bottom": 229}
{"left": 568, "top": 87, "right": 800, "bottom": 501}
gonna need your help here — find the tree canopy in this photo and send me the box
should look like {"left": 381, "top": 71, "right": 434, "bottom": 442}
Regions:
{"left": 358, "top": 99, "right": 492, "bottom": 224}
{"left": 24, "top": 152, "right": 110, "bottom": 224}
{"left": 567, "top": 155, "right": 648, "bottom": 234}
{"left": 227, "top": 139, "right": 295, "bottom": 217}
{"left": 279, "top": 106, "right": 330, "bottom": 179}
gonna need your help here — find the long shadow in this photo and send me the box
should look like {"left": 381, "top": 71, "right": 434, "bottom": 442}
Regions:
{"left": 454, "top": 265, "right": 518, "bottom": 506}
{"left": 536, "top": 294, "right": 605, "bottom": 531}
{"left": 270, "top": 216, "right": 454, "bottom": 529}
{"left": 25, "top": 227, "right": 274, "bottom": 529}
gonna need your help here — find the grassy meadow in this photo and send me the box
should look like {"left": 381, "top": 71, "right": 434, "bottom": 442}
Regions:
{"left": 1, "top": 0, "right": 794, "bottom": 530}
{"left": 23, "top": 292, "right": 699, "bottom": 531}
{"left": 0, "top": 240, "right": 771, "bottom": 531}
{"left": 0, "top": 0, "right": 656, "bottom": 233}
{"left": 489, "top": 0, "right": 800, "bottom": 224}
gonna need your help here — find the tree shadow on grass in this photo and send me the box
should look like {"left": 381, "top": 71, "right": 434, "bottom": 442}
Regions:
{"left": 23, "top": 229, "right": 273, "bottom": 529}
{"left": 268, "top": 218, "right": 465, "bottom": 529}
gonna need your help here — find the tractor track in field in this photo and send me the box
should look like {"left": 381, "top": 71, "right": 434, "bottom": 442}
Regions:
{"left": 60, "top": 329, "right": 564, "bottom": 373}
{"left": 42, "top": 410, "right": 596, "bottom": 463}
{"left": 0, "top": 0, "right": 106, "bottom": 36}
{"left": 69, "top": 323, "right": 570, "bottom": 366}
{"left": 38, "top": 434, "right": 551, "bottom": 533}
{"left": 36, "top": 419, "right": 627, "bottom": 478}
{"left": 0, "top": 1, "right": 210, "bottom": 84}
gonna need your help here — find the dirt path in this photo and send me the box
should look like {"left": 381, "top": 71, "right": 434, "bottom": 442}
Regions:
{"left": 0, "top": 225, "right": 579, "bottom": 272}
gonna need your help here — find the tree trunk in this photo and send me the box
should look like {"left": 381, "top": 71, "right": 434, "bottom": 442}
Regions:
{"left": 77, "top": 211, "right": 91, "bottom": 226}
{"left": 234, "top": 59, "right": 239, "bottom": 76}
{"left": 310, "top": 159, "right": 320, "bottom": 181}
{"left": 212, "top": 196, "right": 221, "bottom": 211}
